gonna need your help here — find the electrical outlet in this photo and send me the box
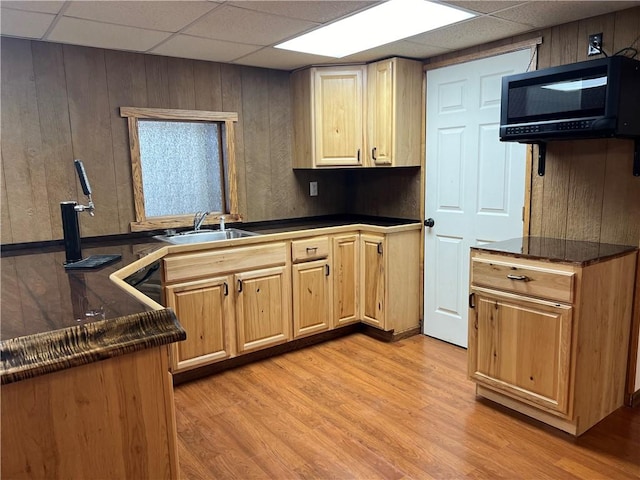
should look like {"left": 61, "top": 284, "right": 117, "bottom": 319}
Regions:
{"left": 309, "top": 181, "right": 318, "bottom": 197}
{"left": 588, "top": 33, "right": 603, "bottom": 56}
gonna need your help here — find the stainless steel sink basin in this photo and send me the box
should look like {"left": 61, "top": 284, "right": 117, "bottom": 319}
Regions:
{"left": 154, "top": 228, "right": 259, "bottom": 245}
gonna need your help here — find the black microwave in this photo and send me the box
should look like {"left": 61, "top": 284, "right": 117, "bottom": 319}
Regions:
{"left": 500, "top": 56, "right": 640, "bottom": 143}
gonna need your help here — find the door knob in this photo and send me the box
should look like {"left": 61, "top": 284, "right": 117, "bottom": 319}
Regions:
{"left": 424, "top": 218, "right": 435, "bottom": 228}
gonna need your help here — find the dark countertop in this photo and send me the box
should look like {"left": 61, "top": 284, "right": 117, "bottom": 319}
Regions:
{"left": 471, "top": 236, "right": 638, "bottom": 266}
{"left": 1, "top": 215, "right": 418, "bottom": 384}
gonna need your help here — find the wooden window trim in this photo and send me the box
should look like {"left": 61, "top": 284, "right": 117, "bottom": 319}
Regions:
{"left": 120, "top": 107, "right": 240, "bottom": 232}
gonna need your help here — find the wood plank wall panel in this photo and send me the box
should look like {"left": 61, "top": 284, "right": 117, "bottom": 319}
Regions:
{"left": 31, "top": 42, "right": 77, "bottom": 240}
{"left": 530, "top": 7, "right": 640, "bottom": 247}
{"left": 242, "top": 67, "right": 272, "bottom": 222}
{"left": 104, "top": 50, "right": 148, "bottom": 233}
{"left": 63, "top": 44, "right": 120, "bottom": 237}
{"left": 1, "top": 39, "right": 347, "bottom": 244}
{"left": 0, "top": 38, "right": 53, "bottom": 242}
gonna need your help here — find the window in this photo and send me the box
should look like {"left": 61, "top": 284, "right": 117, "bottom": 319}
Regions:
{"left": 120, "top": 107, "right": 239, "bottom": 231}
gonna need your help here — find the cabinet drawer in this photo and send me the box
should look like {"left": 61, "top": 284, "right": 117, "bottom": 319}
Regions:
{"left": 291, "top": 237, "right": 330, "bottom": 263}
{"left": 164, "top": 243, "right": 287, "bottom": 283}
{"left": 471, "top": 258, "right": 574, "bottom": 304}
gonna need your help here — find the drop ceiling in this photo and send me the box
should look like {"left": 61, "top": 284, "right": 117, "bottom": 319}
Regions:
{"left": 1, "top": 0, "right": 639, "bottom": 71}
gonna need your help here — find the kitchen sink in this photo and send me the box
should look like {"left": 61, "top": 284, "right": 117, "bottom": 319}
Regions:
{"left": 153, "top": 228, "right": 259, "bottom": 245}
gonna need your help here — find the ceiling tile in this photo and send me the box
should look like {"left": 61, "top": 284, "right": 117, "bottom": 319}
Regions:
{"left": 227, "top": 1, "right": 378, "bottom": 23}
{"left": 0, "top": 8, "right": 55, "bottom": 38}
{"left": 185, "top": 4, "right": 318, "bottom": 46}
{"left": 47, "top": 16, "right": 172, "bottom": 51}
{"left": 441, "top": 1, "right": 527, "bottom": 15}
{"left": 407, "top": 16, "right": 533, "bottom": 50}
{"left": 341, "top": 41, "right": 451, "bottom": 63}
{"left": 494, "top": 1, "right": 640, "bottom": 28}
{"left": 63, "top": 1, "right": 218, "bottom": 32}
{"left": 1, "top": 1, "right": 65, "bottom": 14}
{"left": 151, "top": 34, "right": 261, "bottom": 63}
{"left": 233, "top": 46, "right": 334, "bottom": 70}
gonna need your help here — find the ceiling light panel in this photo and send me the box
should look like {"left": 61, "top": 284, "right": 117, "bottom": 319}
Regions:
{"left": 275, "top": 0, "right": 475, "bottom": 58}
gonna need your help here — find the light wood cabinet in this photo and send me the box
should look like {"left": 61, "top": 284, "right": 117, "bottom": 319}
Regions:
{"left": 292, "top": 66, "right": 365, "bottom": 167}
{"left": 236, "top": 266, "right": 291, "bottom": 352}
{"left": 292, "top": 259, "right": 332, "bottom": 338}
{"left": 359, "top": 229, "right": 421, "bottom": 334}
{"left": 292, "top": 236, "right": 332, "bottom": 338}
{"left": 360, "top": 233, "right": 386, "bottom": 328}
{"left": 468, "top": 249, "right": 637, "bottom": 435}
{"left": 163, "top": 242, "right": 289, "bottom": 372}
{"left": 366, "top": 57, "right": 423, "bottom": 167}
{"left": 332, "top": 234, "right": 359, "bottom": 327}
{"left": 165, "top": 276, "right": 234, "bottom": 372}
{"left": 292, "top": 57, "right": 422, "bottom": 168}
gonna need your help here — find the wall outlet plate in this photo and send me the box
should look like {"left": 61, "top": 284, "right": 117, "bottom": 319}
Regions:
{"left": 588, "top": 33, "right": 603, "bottom": 56}
{"left": 309, "top": 181, "right": 318, "bottom": 196}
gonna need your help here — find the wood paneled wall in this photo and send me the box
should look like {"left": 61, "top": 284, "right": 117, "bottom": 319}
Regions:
{"left": 530, "top": 7, "right": 640, "bottom": 247}
{"left": 0, "top": 38, "right": 347, "bottom": 244}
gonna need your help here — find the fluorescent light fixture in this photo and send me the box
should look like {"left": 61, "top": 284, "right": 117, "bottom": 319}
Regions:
{"left": 274, "top": 0, "right": 475, "bottom": 58}
{"left": 541, "top": 76, "right": 607, "bottom": 92}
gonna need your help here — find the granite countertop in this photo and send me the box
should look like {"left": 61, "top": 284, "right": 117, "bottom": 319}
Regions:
{"left": 1, "top": 239, "right": 186, "bottom": 384}
{"left": 1, "top": 215, "right": 419, "bottom": 384}
{"left": 471, "top": 236, "right": 638, "bottom": 266}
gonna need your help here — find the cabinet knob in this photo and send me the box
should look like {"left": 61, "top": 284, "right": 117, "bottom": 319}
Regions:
{"left": 372, "top": 147, "right": 377, "bottom": 160}
{"left": 237, "top": 279, "right": 243, "bottom": 293}
{"left": 377, "top": 242, "right": 383, "bottom": 255}
{"left": 506, "top": 274, "right": 529, "bottom": 281}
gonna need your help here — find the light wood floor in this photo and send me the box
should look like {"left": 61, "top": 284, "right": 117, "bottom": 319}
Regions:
{"left": 174, "top": 333, "right": 640, "bottom": 479}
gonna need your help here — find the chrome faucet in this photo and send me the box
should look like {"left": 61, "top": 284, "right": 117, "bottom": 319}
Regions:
{"left": 193, "top": 211, "right": 209, "bottom": 231}
{"left": 219, "top": 215, "right": 226, "bottom": 231}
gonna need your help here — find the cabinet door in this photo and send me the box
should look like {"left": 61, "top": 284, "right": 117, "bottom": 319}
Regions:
{"left": 235, "top": 266, "right": 291, "bottom": 353}
{"left": 469, "top": 288, "right": 573, "bottom": 415}
{"left": 368, "top": 59, "right": 394, "bottom": 166}
{"left": 360, "top": 234, "right": 386, "bottom": 329}
{"left": 165, "top": 276, "right": 233, "bottom": 372}
{"left": 313, "top": 67, "right": 364, "bottom": 166}
{"left": 333, "top": 234, "right": 359, "bottom": 326}
{"left": 292, "top": 259, "right": 332, "bottom": 338}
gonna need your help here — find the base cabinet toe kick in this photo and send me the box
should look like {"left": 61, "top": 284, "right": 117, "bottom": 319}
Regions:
{"left": 467, "top": 243, "right": 638, "bottom": 436}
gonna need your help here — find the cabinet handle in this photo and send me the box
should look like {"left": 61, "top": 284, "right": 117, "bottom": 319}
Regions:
{"left": 372, "top": 147, "right": 377, "bottom": 160}
{"left": 237, "top": 279, "right": 243, "bottom": 293}
{"left": 377, "top": 242, "right": 383, "bottom": 255}
{"left": 357, "top": 149, "right": 361, "bottom": 163}
{"left": 325, "top": 264, "right": 330, "bottom": 276}
{"left": 506, "top": 274, "right": 529, "bottom": 281}
{"left": 306, "top": 247, "right": 318, "bottom": 254}
{"left": 469, "top": 292, "right": 475, "bottom": 309}
{"left": 223, "top": 282, "right": 229, "bottom": 296}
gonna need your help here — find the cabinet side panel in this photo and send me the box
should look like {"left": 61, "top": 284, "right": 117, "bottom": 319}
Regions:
{"left": 291, "top": 69, "right": 312, "bottom": 168}
{"left": 573, "top": 252, "right": 637, "bottom": 434}
{"left": 387, "top": 230, "right": 421, "bottom": 333}
{"left": 393, "top": 58, "right": 423, "bottom": 167}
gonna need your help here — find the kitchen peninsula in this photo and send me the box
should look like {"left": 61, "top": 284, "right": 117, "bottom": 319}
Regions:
{"left": 1, "top": 216, "right": 421, "bottom": 479}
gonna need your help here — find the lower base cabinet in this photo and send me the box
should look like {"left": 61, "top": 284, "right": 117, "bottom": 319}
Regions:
{"left": 468, "top": 249, "right": 637, "bottom": 435}
{"left": 162, "top": 227, "right": 421, "bottom": 374}
{"left": 236, "top": 266, "right": 291, "bottom": 352}
{"left": 1, "top": 346, "right": 179, "bottom": 479}
{"left": 165, "top": 276, "right": 233, "bottom": 372}
{"left": 292, "top": 259, "right": 332, "bottom": 338}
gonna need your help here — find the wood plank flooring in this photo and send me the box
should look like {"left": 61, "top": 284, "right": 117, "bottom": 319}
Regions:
{"left": 174, "top": 333, "right": 640, "bottom": 479}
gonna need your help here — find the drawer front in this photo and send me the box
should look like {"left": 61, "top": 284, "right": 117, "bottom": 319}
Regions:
{"left": 291, "top": 237, "right": 330, "bottom": 263}
{"left": 471, "top": 258, "right": 574, "bottom": 304}
{"left": 164, "top": 242, "right": 287, "bottom": 283}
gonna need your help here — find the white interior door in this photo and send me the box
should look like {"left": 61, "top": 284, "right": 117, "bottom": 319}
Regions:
{"left": 423, "top": 50, "right": 531, "bottom": 347}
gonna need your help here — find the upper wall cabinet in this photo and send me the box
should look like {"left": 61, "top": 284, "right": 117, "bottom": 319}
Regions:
{"left": 367, "top": 58, "right": 423, "bottom": 167}
{"left": 292, "top": 57, "right": 423, "bottom": 169}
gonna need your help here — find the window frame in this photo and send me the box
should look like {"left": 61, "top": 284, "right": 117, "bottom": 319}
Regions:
{"left": 120, "top": 107, "right": 240, "bottom": 232}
